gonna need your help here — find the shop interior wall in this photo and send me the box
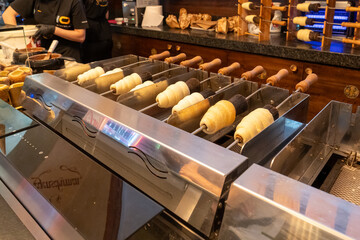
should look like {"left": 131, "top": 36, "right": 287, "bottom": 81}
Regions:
{"left": 108, "top": 0, "right": 309, "bottom": 19}
{"left": 108, "top": 0, "right": 240, "bottom": 18}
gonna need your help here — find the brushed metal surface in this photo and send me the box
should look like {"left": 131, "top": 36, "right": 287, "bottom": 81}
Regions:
{"left": 270, "top": 101, "right": 355, "bottom": 185}
{"left": 0, "top": 181, "right": 42, "bottom": 240}
{"left": 22, "top": 73, "right": 248, "bottom": 236}
{"left": 219, "top": 164, "right": 359, "bottom": 240}
{"left": 0, "top": 113, "right": 163, "bottom": 239}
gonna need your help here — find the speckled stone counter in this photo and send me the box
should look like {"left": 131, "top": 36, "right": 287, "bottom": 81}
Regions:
{"left": 111, "top": 25, "right": 360, "bottom": 70}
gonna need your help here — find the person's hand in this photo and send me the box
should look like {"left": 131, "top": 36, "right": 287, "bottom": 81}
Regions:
{"left": 34, "top": 24, "right": 55, "bottom": 40}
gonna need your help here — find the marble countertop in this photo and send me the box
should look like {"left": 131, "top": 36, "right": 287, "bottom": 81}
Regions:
{"left": 111, "top": 25, "right": 360, "bottom": 70}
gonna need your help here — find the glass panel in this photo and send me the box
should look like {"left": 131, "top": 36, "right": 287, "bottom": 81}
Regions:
{"left": 1, "top": 125, "right": 163, "bottom": 240}
{"left": 0, "top": 99, "right": 38, "bottom": 138}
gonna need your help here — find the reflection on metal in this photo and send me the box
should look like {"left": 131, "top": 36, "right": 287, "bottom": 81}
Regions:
{"left": 237, "top": 86, "right": 309, "bottom": 166}
{"left": 0, "top": 180, "right": 49, "bottom": 240}
{"left": 0, "top": 124, "right": 163, "bottom": 240}
{"left": 129, "top": 212, "right": 205, "bottom": 240}
{"left": 22, "top": 73, "right": 248, "bottom": 237}
{"left": 0, "top": 99, "right": 38, "bottom": 139}
{"left": 72, "top": 115, "right": 98, "bottom": 138}
{"left": 219, "top": 164, "right": 357, "bottom": 240}
{"left": 128, "top": 146, "right": 168, "bottom": 179}
{"left": 271, "top": 101, "right": 359, "bottom": 186}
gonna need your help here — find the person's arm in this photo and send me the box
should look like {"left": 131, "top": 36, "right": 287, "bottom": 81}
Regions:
{"left": 54, "top": 28, "right": 85, "bottom": 43}
{"left": 2, "top": 6, "right": 18, "bottom": 25}
{"left": 34, "top": 24, "right": 85, "bottom": 43}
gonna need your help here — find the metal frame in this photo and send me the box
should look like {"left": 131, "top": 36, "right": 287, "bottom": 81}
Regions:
{"left": 219, "top": 164, "right": 357, "bottom": 240}
{"left": 21, "top": 73, "right": 248, "bottom": 237}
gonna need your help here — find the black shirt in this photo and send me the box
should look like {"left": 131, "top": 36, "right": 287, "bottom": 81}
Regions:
{"left": 83, "top": 0, "right": 111, "bottom": 42}
{"left": 11, "top": 0, "right": 88, "bottom": 61}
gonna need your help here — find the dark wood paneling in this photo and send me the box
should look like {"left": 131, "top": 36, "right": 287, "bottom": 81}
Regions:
{"left": 112, "top": 33, "right": 360, "bottom": 121}
{"left": 302, "top": 62, "right": 360, "bottom": 118}
{"left": 163, "top": 0, "right": 238, "bottom": 17}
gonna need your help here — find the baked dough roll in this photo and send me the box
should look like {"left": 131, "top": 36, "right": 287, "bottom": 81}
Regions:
{"left": 293, "top": 16, "right": 308, "bottom": 26}
{"left": 0, "top": 71, "right": 9, "bottom": 77}
{"left": 100, "top": 68, "right": 123, "bottom": 77}
{"left": 130, "top": 80, "right": 154, "bottom": 92}
{"left": 77, "top": 66, "right": 105, "bottom": 86}
{"left": 156, "top": 78, "right": 200, "bottom": 108}
{"left": 297, "top": 29, "right": 313, "bottom": 42}
{"left": 172, "top": 92, "right": 204, "bottom": 114}
{"left": 172, "top": 89, "right": 215, "bottom": 114}
{"left": 3, "top": 65, "right": 19, "bottom": 72}
{"left": 18, "top": 67, "right": 32, "bottom": 75}
{"left": 0, "top": 77, "right": 10, "bottom": 86}
{"left": 234, "top": 108, "right": 274, "bottom": 143}
{"left": 110, "top": 73, "right": 143, "bottom": 95}
{"left": 245, "top": 15, "right": 258, "bottom": 24}
{"left": 296, "top": 2, "right": 320, "bottom": 12}
{"left": 156, "top": 81, "right": 190, "bottom": 108}
{"left": 296, "top": 2, "right": 311, "bottom": 12}
{"left": 64, "top": 64, "right": 91, "bottom": 81}
{"left": 200, "top": 100, "right": 236, "bottom": 134}
{"left": 8, "top": 69, "right": 29, "bottom": 83}
{"left": 0, "top": 84, "right": 9, "bottom": 103}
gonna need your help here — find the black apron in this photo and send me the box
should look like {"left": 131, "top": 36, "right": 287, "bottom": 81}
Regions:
{"left": 81, "top": 0, "right": 112, "bottom": 63}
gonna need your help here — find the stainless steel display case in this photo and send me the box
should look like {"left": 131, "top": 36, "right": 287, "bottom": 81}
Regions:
{"left": 2, "top": 55, "right": 314, "bottom": 239}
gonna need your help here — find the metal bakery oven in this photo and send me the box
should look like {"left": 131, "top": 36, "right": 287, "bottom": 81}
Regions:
{"left": 1, "top": 54, "right": 312, "bottom": 239}
{"left": 219, "top": 101, "right": 360, "bottom": 240}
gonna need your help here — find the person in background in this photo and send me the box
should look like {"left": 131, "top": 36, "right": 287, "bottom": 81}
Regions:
{"left": 2, "top": 0, "right": 88, "bottom": 62}
{"left": 81, "top": 0, "right": 112, "bottom": 63}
